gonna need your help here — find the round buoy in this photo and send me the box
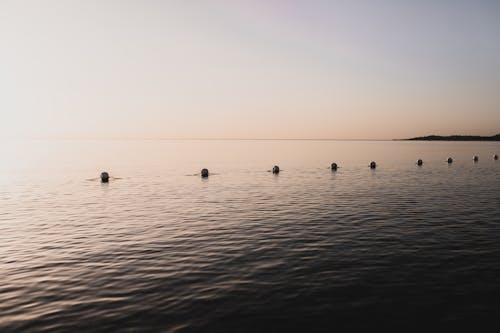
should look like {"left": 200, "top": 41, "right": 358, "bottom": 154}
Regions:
{"left": 494, "top": 154, "right": 499, "bottom": 160}
{"left": 201, "top": 168, "right": 209, "bottom": 178}
{"left": 331, "top": 163, "right": 338, "bottom": 171}
{"left": 473, "top": 156, "right": 479, "bottom": 162}
{"left": 370, "top": 161, "right": 376, "bottom": 169}
{"left": 272, "top": 165, "right": 280, "bottom": 174}
{"left": 447, "top": 157, "right": 453, "bottom": 164}
{"left": 417, "top": 159, "right": 423, "bottom": 166}
{"left": 100, "top": 172, "right": 110, "bottom": 183}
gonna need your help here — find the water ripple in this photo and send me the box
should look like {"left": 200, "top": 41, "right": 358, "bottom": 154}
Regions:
{"left": 1, "top": 140, "right": 500, "bottom": 331}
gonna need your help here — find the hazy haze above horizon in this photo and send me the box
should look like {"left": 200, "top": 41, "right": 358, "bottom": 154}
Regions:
{"left": 1, "top": 0, "right": 499, "bottom": 140}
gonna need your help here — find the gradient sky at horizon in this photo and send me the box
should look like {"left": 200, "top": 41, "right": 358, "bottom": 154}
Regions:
{"left": 1, "top": 0, "right": 499, "bottom": 140}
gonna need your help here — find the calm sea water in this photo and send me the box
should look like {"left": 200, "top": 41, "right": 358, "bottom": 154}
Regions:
{"left": 1, "top": 139, "right": 500, "bottom": 331}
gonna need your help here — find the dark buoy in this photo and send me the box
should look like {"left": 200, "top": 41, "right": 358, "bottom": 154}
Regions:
{"left": 201, "top": 168, "right": 209, "bottom": 178}
{"left": 447, "top": 157, "right": 453, "bottom": 164}
{"left": 100, "top": 172, "right": 110, "bottom": 183}
{"left": 370, "top": 161, "right": 376, "bottom": 169}
{"left": 473, "top": 156, "right": 479, "bottom": 162}
{"left": 272, "top": 165, "right": 280, "bottom": 174}
{"left": 495, "top": 154, "right": 499, "bottom": 160}
{"left": 417, "top": 159, "right": 423, "bottom": 166}
{"left": 331, "top": 162, "right": 338, "bottom": 171}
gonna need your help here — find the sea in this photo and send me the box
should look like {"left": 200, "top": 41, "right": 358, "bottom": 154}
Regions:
{"left": 1, "top": 139, "right": 500, "bottom": 331}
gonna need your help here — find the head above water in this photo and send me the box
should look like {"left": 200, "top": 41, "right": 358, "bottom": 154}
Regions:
{"left": 201, "top": 168, "right": 209, "bottom": 178}
{"left": 370, "top": 161, "right": 376, "bottom": 169}
{"left": 417, "top": 159, "right": 423, "bottom": 166}
{"left": 473, "top": 156, "right": 479, "bottom": 162}
{"left": 495, "top": 154, "right": 499, "bottom": 160}
{"left": 100, "top": 172, "right": 109, "bottom": 183}
{"left": 331, "top": 162, "right": 338, "bottom": 171}
{"left": 447, "top": 157, "right": 453, "bottom": 164}
{"left": 272, "top": 165, "right": 280, "bottom": 174}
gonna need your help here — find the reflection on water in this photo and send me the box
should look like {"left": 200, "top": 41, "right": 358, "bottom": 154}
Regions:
{"left": 1, "top": 140, "right": 500, "bottom": 331}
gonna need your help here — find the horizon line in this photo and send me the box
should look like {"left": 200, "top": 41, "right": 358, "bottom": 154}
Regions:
{"left": 5, "top": 136, "right": 399, "bottom": 142}
{"left": 4, "top": 133, "right": 499, "bottom": 141}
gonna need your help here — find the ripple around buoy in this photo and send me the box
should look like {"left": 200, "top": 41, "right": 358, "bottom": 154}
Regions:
{"left": 272, "top": 165, "right": 280, "bottom": 174}
{"left": 417, "top": 159, "right": 423, "bottom": 166}
{"left": 100, "top": 172, "right": 110, "bottom": 183}
{"left": 331, "top": 163, "right": 338, "bottom": 171}
{"left": 370, "top": 161, "right": 376, "bottom": 169}
{"left": 201, "top": 168, "right": 209, "bottom": 178}
{"left": 447, "top": 157, "right": 453, "bottom": 164}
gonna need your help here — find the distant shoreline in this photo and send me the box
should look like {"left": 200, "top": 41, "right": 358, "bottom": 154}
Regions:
{"left": 403, "top": 134, "right": 500, "bottom": 141}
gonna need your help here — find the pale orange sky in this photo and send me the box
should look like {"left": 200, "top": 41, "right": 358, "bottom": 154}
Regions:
{"left": 1, "top": 0, "right": 499, "bottom": 140}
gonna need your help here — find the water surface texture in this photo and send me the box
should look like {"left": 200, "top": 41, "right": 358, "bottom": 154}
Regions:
{"left": 1, "top": 140, "right": 500, "bottom": 331}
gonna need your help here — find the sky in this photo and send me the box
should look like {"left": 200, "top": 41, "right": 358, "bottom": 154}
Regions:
{"left": 1, "top": 0, "right": 499, "bottom": 140}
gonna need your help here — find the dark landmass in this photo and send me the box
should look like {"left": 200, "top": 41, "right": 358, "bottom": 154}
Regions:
{"left": 404, "top": 134, "right": 500, "bottom": 141}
